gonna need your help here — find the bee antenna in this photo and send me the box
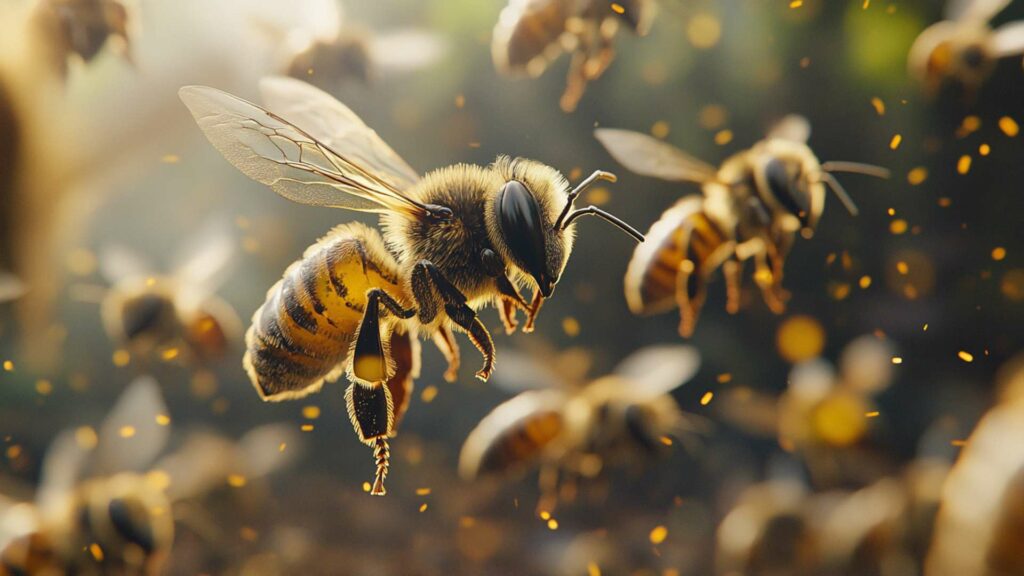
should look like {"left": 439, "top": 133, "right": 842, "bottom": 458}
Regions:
{"left": 561, "top": 206, "right": 645, "bottom": 243}
{"left": 820, "top": 161, "right": 891, "bottom": 179}
{"left": 819, "top": 172, "right": 860, "bottom": 216}
{"left": 554, "top": 170, "right": 617, "bottom": 231}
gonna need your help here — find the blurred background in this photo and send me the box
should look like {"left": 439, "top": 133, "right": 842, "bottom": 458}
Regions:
{"left": 0, "top": 0, "right": 1022, "bottom": 574}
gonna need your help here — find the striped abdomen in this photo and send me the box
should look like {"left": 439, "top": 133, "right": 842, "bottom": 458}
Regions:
{"left": 244, "top": 223, "right": 408, "bottom": 400}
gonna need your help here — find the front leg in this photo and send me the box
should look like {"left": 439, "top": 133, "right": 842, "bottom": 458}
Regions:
{"left": 411, "top": 260, "right": 495, "bottom": 381}
{"left": 431, "top": 326, "right": 460, "bottom": 383}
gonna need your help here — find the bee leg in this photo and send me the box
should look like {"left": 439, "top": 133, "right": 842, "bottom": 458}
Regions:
{"left": 496, "top": 277, "right": 530, "bottom": 335}
{"left": 723, "top": 257, "right": 744, "bottom": 315}
{"left": 431, "top": 326, "right": 460, "bottom": 383}
{"left": 523, "top": 289, "right": 544, "bottom": 334}
{"left": 536, "top": 464, "right": 560, "bottom": 515}
{"left": 412, "top": 261, "right": 495, "bottom": 381}
{"left": 675, "top": 259, "right": 706, "bottom": 338}
{"left": 560, "top": 47, "right": 589, "bottom": 112}
{"left": 753, "top": 252, "right": 786, "bottom": 314}
{"left": 498, "top": 299, "right": 519, "bottom": 335}
{"left": 768, "top": 231, "right": 793, "bottom": 306}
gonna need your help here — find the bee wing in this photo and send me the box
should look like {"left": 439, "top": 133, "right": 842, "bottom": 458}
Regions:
{"left": 172, "top": 218, "right": 236, "bottom": 311}
{"left": 945, "top": 0, "right": 1010, "bottom": 22}
{"left": 152, "top": 431, "right": 234, "bottom": 502}
{"left": 94, "top": 376, "right": 171, "bottom": 475}
{"left": 37, "top": 429, "right": 91, "bottom": 514}
{"left": 180, "top": 84, "right": 432, "bottom": 220}
{"left": 368, "top": 29, "right": 448, "bottom": 74}
{"left": 99, "top": 244, "right": 153, "bottom": 284}
{"left": 990, "top": 21, "right": 1024, "bottom": 57}
{"left": 838, "top": 336, "right": 894, "bottom": 394}
{"left": 715, "top": 388, "right": 779, "bottom": 437}
{"left": 0, "top": 272, "right": 26, "bottom": 302}
{"left": 595, "top": 129, "right": 717, "bottom": 183}
{"left": 766, "top": 114, "right": 811, "bottom": 144}
{"left": 236, "top": 423, "right": 303, "bottom": 480}
{"left": 612, "top": 345, "right": 701, "bottom": 399}
{"left": 0, "top": 496, "right": 39, "bottom": 550}
{"left": 489, "top": 348, "right": 569, "bottom": 393}
{"left": 258, "top": 76, "right": 421, "bottom": 191}
{"left": 459, "top": 389, "right": 568, "bottom": 480}
{"left": 788, "top": 359, "right": 837, "bottom": 402}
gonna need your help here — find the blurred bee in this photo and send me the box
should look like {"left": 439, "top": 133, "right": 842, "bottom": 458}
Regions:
{"left": 179, "top": 76, "right": 643, "bottom": 495}
{"left": 717, "top": 335, "right": 896, "bottom": 486}
{"left": 927, "top": 354, "right": 1024, "bottom": 576}
{"left": 28, "top": 0, "right": 134, "bottom": 79}
{"left": 492, "top": 0, "right": 655, "bottom": 112}
{"left": 459, "top": 345, "right": 700, "bottom": 511}
{"left": 245, "top": 0, "right": 446, "bottom": 90}
{"left": 596, "top": 117, "right": 889, "bottom": 337}
{"left": 909, "top": 0, "right": 1024, "bottom": 95}
{"left": 84, "top": 221, "right": 242, "bottom": 368}
{"left": 0, "top": 377, "right": 300, "bottom": 575}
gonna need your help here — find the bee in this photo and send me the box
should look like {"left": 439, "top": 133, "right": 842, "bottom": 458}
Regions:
{"left": 459, "top": 345, "right": 700, "bottom": 511}
{"left": 179, "top": 76, "right": 644, "bottom": 495}
{"left": 0, "top": 377, "right": 300, "bottom": 575}
{"left": 909, "top": 0, "right": 1024, "bottom": 95}
{"left": 492, "top": 0, "right": 655, "bottom": 112}
{"left": 27, "top": 0, "right": 134, "bottom": 79}
{"left": 596, "top": 117, "right": 889, "bottom": 337}
{"left": 91, "top": 222, "right": 242, "bottom": 368}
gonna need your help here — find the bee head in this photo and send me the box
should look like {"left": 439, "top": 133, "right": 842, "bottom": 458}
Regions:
{"left": 763, "top": 156, "right": 821, "bottom": 230}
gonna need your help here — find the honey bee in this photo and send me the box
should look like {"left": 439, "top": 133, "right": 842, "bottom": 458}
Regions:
{"left": 92, "top": 222, "right": 242, "bottom": 367}
{"left": 596, "top": 117, "right": 889, "bottom": 337}
{"left": 459, "top": 345, "right": 700, "bottom": 511}
{"left": 718, "top": 335, "right": 896, "bottom": 486}
{"left": 179, "top": 76, "right": 644, "bottom": 495}
{"left": 0, "top": 377, "right": 300, "bottom": 575}
{"left": 909, "top": 0, "right": 1024, "bottom": 95}
{"left": 27, "top": 0, "right": 134, "bottom": 79}
{"left": 492, "top": 0, "right": 656, "bottom": 112}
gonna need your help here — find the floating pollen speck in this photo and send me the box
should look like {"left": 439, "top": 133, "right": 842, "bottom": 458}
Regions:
{"left": 956, "top": 155, "right": 972, "bottom": 175}
{"left": 649, "top": 525, "right": 669, "bottom": 544}
{"left": 958, "top": 351, "right": 974, "bottom": 363}
{"left": 700, "top": 391, "right": 713, "bottom": 405}
{"left": 870, "top": 97, "right": 885, "bottom": 116}
{"left": 889, "top": 134, "right": 902, "bottom": 150}
{"left": 999, "top": 116, "right": 1019, "bottom": 137}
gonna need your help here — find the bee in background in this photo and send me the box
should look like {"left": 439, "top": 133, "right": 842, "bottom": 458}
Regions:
{"left": 27, "top": 0, "right": 134, "bottom": 79}
{"left": 180, "top": 76, "right": 643, "bottom": 495}
{"left": 492, "top": 0, "right": 655, "bottom": 112}
{"left": 85, "top": 220, "right": 242, "bottom": 369}
{"left": 909, "top": 0, "right": 1024, "bottom": 95}
{"left": 459, "top": 345, "right": 700, "bottom": 512}
{"left": 596, "top": 117, "right": 889, "bottom": 337}
{"left": 245, "top": 0, "right": 446, "bottom": 91}
{"left": 0, "top": 377, "right": 301, "bottom": 575}
{"left": 718, "top": 335, "right": 896, "bottom": 487}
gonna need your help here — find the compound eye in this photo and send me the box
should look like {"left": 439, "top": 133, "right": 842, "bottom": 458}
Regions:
{"left": 765, "top": 158, "right": 809, "bottom": 224}
{"left": 496, "top": 180, "right": 551, "bottom": 294}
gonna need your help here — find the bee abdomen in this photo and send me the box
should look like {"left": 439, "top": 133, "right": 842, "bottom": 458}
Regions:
{"left": 245, "top": 224, "right": 405, "bottom": 401}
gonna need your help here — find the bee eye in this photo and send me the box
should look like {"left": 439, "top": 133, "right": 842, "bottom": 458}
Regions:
{"left": 496, "top": 180, "right": 552, "bottom": 295}
{"left": 765, "top": 158, "right": 809, "bottom": 224}
{"left": 108, "top": 497, "right": 157, "bottom": 553}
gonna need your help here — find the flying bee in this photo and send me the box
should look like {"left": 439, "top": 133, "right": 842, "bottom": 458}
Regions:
{"left": 27, "top": 0, "right": 134, "bottom": 79}
{"left": 596, "top": 117, "right": 889, "bottom": 337}
{"left": 86, "top": 221, "right": 242, "bottom": 368}
{"left": 459, "top": 345, "right": 700, "bottom": 511}
{"left": 0, "top": 377, "right": 300, "bottom": 576}
{"left": 179, "top": 76, "right": 644, "bottom": 496}
{"left": 492, "top": 0, "right": 656, "bottom": 112}
{"left": 909, "top": 0, "right": 1024, "bottom": 95}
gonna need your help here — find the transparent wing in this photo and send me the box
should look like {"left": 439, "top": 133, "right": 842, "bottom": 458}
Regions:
{"left": 715, "top": 388, "right": 779, "bottom": 437}
{"left": 991, "top": 21, "right": 1024, "bottom": 56}
{"left": 369, "top": 29, "right": 448, "bottom": 74}
{"left": 37, "top": 430, "right": 91, "bottom": 514}
{"left": 258, "top": 76, "right": 420, "bottom": 190}
{"left": 788, "top": 359, "right": 837, "bottom": 403}
{"left": 94, "top": 376, "right": 171, "bottom": 475}
{"left": 595, "top": 128, "right": 717, "bottom": 183}
{"left": 180, "top": 84, "right": 432, "bottom": 219}
{"left": 153, "top": 431, "right": 234, "bottom": 502}
{"left": 766, "top": 114, "right": 811, "bottom": 144}
{"left": 489, "top": 348, "right": 567, "bottom": 393}
{"left": 612, "top": 345, "right": 701, "bottom": 399}
{"left": 172, "top": 217, "right": 236, "bottom": 311}
{"left": 838, "top": 336, "right": 894, "bottom": 394}
{"left": 0, "top": 272, "right": 26, "bottom": 302}
{"left": 236, "top": 423, "right": 303, "bottom": 479}
{"left": 945, "top": 0, "right": 1010, "bottom": 22}
{"left": 99, "top": 244, "right": 152, "bottom": 284}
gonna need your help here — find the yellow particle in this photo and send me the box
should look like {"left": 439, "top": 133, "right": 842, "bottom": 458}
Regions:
{"left": 956, "top": 155, "right": 972, "bottom": 175}
{"left": 362, "top": 482, "right": 371, "bottom": 492}
{"left": 145, "top": 277, "right": 157, "bottom": 287}
{"left": 562, "top": 317, "right": 580, "bottom": 337}
{"left": 896, "top": 261, "right": 909, "bottom": 275}
{"left": 2, "top": 360, "right": 12, "bottom": 372}
{"left": 700, "top": 391, "right": 714, "bottom": 406}
{"left": 951, "top": 439, "right": 967, "bottom": 447}
{"left": 790, "top": 0, "right": 803, "bottom": 7}
{"left": 865, "top": 411, "right": 880, "bottom": 418}
{"left": 228, "top": 474, "right": 247, "bottom": 488}
{"left": 160, "top": 348, "right": 179, "bottom": 361}
{"left": 799, "top": 56, "right": 811, "bottom": 68}
{"left": 610, "top": 2, "right": 625, "bottom": 14}
{"left": 776, "top": 315, "right": 825, "bottom": 363}
{"left": 119, "top": 425, "right": 136, "bottom": 439}
{"left": 958, "top": 351, "right": 974, "bottom": 363}
{"left": 421, "top": 385, "right": 438, "bottom": 403}
{"left": 145, "top": 470, "right": 171, "bottom": 491}
{"left": 539, "top": 510, "right": 551, "bottom": 520}
{"left": 651, "top": 121, "right": 670, "bottom": 139}
{"left": 907, "top": 167, "right": 928, "bottom": 185}
{"left": 419, "top": 503, "right": 428, "bottom": 512}
{"left": 717, "top": 373, "right": 732, "bottom": 384}
{"left": 830, "top": 282, "right": 852, "bottom": 301}
{"left": 454, "top": 94, "right": 465, "bottom": 109}
{"left": 887, "top": 207, "right": 896, "bottom": 216}
{"left": 714, "top": 130, "right": 733, "bottom": 145}
{"left": 1003, "top": 269, "right": 1024, "bottom": 301}
{"left": 891, "top": 357, "right": 903, "bottom": 365}
{"left": 698, "top": 104, "right": 728, "bottom": 129}
{"left": 687, "top": 12, "right": 722, "bottom": 49}
{"left": 240, "top": 526, "right": 258, "bottom": 542}
{"left": 870, "top": 97, "right": 885, "bottom": 116}
{"left": 863, "top": 0, "right": 870, "bottom": 8}
{"left": 649, "top": 525, "right": 669, "bottom": 545}
{"left": 889, "top": 134, "right": 902, "bottom": 150}
{"left": 155, "top": 414, "right": 171, "bottom": 426}
{"left": 588, "top": 563, "right": 602, "bottom": 576}
{"left": 75, "top": 426, "right": 98, "bottom": 449}
{"left": 302, "top": 405, "right": 321, "bottom": 420}
{"left": 547, "top": 519, "right": 559, "bottom": 530}
{"left": 958, "top": 115, "right": 981, "bottom": 137}
{"left": 279, "top": 443, "right": 287, "bottom": 452}
{"left": 160, "top": 154, "right": 180, "bottom": 164}
{"left": 992, "top": 247, "right": 1007, "bottom": 261}
{"left": 999, "top": 116, "right": 1019, "bottom": 137}
{"left": 6, "top": 446, "right": 21, "bottom": 459}
{"left": 923, "top": 324, "right": 929, "bottom": 331}
{"left": 659, "top": 436, "right": 673, "bottom": 446}
{"left": 889, "top": 219, "right": 908, "bottom": 234}
{"left": 979, "top": 143, "right": 991, "bottom": 156}
{"left": 301, "top": 424, "right": 314, "bottom": 432}
{"left": 938, "top": 197, "right": 952, "bottom": 208}
{"left": 35, "top": 379, "right": 53, "bottom": 395}
{"left": 416, "top": 487, "right": 432, "bottom": 496}
{"left": 112, "top": 349, "right": 131, "bottom": 367}
{"left": 859, "top": 276, "right": 872, "bottom": 289}
{"left": 585, "top": 187, "right": 611, "bottom": 206}
{"left": 89, "top": 543, "right": 104, "bottom": 562}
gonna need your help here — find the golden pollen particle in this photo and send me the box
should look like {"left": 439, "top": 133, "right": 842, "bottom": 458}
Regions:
{"left": 155, "top": 414, "right": 171, "bottom": 426}
{"left": 999, "top": 116, "right": 1019, "bottom": 137}
{"left": 119, "top": 425, "right": 136, "bottom": 438}
{"left": 649, "top": 525, "right": 669, "bottom": 544}
{"left": 956, "top": 155, "right": 972, "bottom": 175}
{"left": 302, "top": 405, "right": 321, "bottom": 420}
{"left": 889, "top": 134, "right": 902, "bottom": 150}
{"left": 700, "top": 391, "right": 714, "bottom": 405}
{"left": 870, "top": 97, "right": 885, "bottom": 116}
{"left": 992, "top": 247, "right": 1006, "bottom": 261}
{"left": 958, "top": 351, "right": 974, "bottom": 363}
{"left": 547, "top": 519, "right": 559, "bottom": 530}
{"left": 714, "top": 129, "right": 733, "bottom": 145}
{"left": 776, "top": 315, "right": 826, "bottom": 363}
{"left": 907, "top": 167, "right": 928, "bottom": 185}
{"left": 421, "top": 385, "right": 438, "bottom": 403}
